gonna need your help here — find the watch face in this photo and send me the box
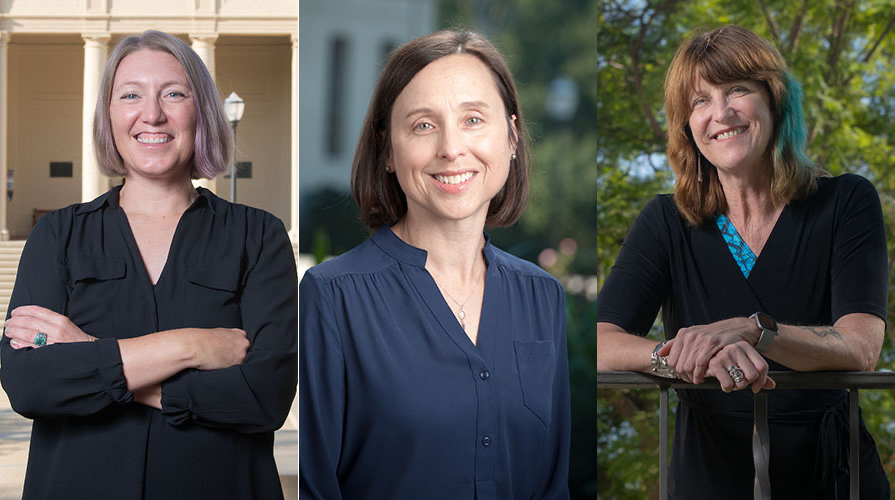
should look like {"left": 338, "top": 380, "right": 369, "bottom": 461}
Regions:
{"left": 756, "top": 312, "right": 777, "bottom": 331}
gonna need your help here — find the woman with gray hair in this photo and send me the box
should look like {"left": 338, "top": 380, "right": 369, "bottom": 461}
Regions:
{"left": 0, "top": 31, "right": 297, "bottom": 499}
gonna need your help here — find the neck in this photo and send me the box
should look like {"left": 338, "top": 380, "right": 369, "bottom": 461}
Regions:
{"left": 393, "top": 212, "right": 485, "bottom": 279}
{"left": 718, "top": 162, "right": 780, "bottom": 224}
{"left": 119, "top": 176, "right": 198, "bottom": 217}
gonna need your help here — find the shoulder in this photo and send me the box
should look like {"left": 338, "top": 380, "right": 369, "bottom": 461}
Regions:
{"left": 490, "top": 246, "right": 564, "bottom": 297}
{"left": 816, "top": 173, "right": 876, "bottom": 196}
{"left": 636, "top": 193, "right": 687, "bottom": 228}
{"left": 304, "top": 237, "right": 396, "bottom": 285}
{"left": 808, "top": 173, "right": 880, "bottom": 213}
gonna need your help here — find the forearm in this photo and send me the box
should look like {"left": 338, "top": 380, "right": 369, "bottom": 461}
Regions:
{"left": 762, "top": 314, "right": 884, "bottom": 372}
{"left": 118, "top": 329, "right": 197, "bottom": 392}
{"left": 596, "top": 322, "right": 657, "bottom": 372}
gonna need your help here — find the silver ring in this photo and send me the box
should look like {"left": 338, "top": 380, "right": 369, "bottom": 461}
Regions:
{"left": 34, "top": 332, "right": 47, "bottom": 347}
{"left": 727, "top": 365, "right": 745, "bottom": 383}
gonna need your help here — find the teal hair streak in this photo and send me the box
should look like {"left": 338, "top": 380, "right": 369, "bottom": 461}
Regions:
{"left": 774, "top": 73, "right": 814, "bottom": 168}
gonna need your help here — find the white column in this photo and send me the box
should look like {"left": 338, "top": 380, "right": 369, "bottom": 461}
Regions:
{"left": 0, "top": 32, "right": 9, "bottom": 240}
{"left": 82, "top": 34, "right": 110, "bottom": 203}
{"left": 290, "top": 33, "right": 298, "bottom": 241}
{"left": 190, "top": 34, "right": 219, "bottom": 194}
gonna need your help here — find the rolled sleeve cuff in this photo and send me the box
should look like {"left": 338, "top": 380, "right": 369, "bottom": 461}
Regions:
{"left": 95, "top": 338, "right": 133, "bottom": 405}
{"left": 159, "top": 371, "right": 192, "bottom": 426}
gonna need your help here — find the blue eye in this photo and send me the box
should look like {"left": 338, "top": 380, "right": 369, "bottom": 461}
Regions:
{"left": 414, "top": 123, "right": 433, "bottom": 131}
{"left": 693, "top": 96, "right": 707, "bottom": 106}
{"left": 467, "top": 117, "right": 483, "bottom": 125}
{"left": 122, "top": 93, "right": 138, "bottom": 100}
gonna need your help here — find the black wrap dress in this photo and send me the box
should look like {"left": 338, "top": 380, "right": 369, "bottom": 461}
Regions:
{"left": 597, "top": 174, "right": 890, "bottom": 499}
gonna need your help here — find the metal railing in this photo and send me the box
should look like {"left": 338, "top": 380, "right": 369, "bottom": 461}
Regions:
{"left": 597, "top": 371, "right": 895, "bottom": 500}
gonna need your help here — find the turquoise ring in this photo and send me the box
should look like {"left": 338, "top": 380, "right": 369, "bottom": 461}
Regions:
{"left": 34, "top": 332, "right": 47, "bottom": 347}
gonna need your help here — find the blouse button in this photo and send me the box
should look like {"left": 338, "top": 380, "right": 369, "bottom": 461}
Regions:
{"left": 482, "top": 436, "right": 491, "bottom": 447}
{"left": 479, "top": 370, "right": 490, "bottom": 380}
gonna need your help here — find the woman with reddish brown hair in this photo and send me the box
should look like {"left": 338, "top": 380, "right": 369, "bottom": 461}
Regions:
{"left": 596, "top": 25, "right": 889, "bottom": 498}
{"left": 300, "top": 30, "right": 570, "bottom": 499}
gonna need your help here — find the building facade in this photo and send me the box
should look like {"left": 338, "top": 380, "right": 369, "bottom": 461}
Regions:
{"left": 298, "top": 0, "right": 435, "bottom": 201}
{"left": 0, "top": 0, "right": 297, "bottom": 240}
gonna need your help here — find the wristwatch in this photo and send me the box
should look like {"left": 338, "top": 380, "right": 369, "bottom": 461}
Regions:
{"left": 650, "top": 342, "right": 680, "bottom": 379}
{"left": 750, "top": 312, "right": 778, "bottom": 354}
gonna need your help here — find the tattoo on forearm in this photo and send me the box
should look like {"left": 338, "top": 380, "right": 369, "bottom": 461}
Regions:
{"left": 805, "top": 327, "right": 843, "bottom": 340}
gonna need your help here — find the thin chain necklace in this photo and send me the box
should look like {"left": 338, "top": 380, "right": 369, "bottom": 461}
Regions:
{"left": 396, "top": 222, "right": 484, "bottom": 330}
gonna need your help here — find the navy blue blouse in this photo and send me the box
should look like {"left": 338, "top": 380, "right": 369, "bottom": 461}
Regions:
{"left": 299, "top": 227, "right": 570, "bottom": 500}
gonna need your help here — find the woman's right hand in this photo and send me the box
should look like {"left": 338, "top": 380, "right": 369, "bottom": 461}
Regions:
{"left": 188, "top": 328, "right": 249, "bottom": 371}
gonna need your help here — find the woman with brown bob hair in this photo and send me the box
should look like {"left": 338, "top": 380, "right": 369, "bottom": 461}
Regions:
{"left": 596, "top": 25, "right": 889, "bottom": 498}
{"left": 1, "top": 30, "right": 297, "bottom": 499}
{"left": 301, "top": 30, "right": 570, "bottom": 499}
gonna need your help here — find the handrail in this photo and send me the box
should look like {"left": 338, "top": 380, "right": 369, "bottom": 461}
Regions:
{"left": 596, "top": 371, "right": 895, "bottom": 500}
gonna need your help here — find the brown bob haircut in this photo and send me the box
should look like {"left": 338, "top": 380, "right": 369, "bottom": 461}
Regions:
{"left": 665, "top": 25, "right": 821, "bottom": 225}
{"left": 351, "top": 29, "right": 529, "bottom": 230}
{"left": 93, "top": 30, "right": 234, "bottom": 179}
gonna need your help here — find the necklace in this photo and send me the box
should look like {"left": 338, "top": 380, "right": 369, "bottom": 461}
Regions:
{"left": 396, "top": 222, "right": 485, "bottom": 330}
{"left": 431, "top": 258, "right": 484, "bottom": 330}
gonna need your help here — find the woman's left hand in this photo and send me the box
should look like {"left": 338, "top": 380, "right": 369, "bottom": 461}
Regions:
{"left": 706, "top": 341, "right": 776, "bottom": 392}
{"left": 658, "top": 317, "right": 759, "bottom": 384}
{"left": 3, "top": 305, "right": 96, "bottom": 349}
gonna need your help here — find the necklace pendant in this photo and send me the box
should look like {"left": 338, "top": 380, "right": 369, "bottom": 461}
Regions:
{"left": 458, "top": 305, "right": 466, "bottom": 330}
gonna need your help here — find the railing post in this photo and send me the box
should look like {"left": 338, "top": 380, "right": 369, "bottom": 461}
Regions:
{"left": 849, "top": 388, "right": 859, "bottom": 500}
{"left": 753, "top": 391, "right": 771, "bottom": 499}
{"left": 660, "top": 386, "right": 669, "bottom": 500}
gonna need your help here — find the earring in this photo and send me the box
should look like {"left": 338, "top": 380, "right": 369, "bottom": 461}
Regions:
{"left": 385, "top": 165, "right": 393, "bottom": 173}
{"left": 511, "top": 153, "right": 517, "bottom": 160}
{"left": 697, "top": 154, "right": 702, "bottom": 183}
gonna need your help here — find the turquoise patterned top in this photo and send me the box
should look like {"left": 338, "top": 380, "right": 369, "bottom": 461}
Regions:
{"left": 715, "top": 214, "right": 756, "bottom": 277}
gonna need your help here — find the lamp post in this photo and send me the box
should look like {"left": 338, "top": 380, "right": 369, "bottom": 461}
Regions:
{"left": 223, "top": 92, "right": 245, "bottom": 202}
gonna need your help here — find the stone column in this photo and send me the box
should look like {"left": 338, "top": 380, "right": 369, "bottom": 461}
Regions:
{"left": 190, "top": 34, "right": 219, "bottom": 194}
{"left": 290, "top": 33, "right": 298, "bottom": 241}
{"left": 0, "top": 32, "right": 9, "bottom": 240}
{"left": 82, "top": 34, "right": 110, "bottom": 203}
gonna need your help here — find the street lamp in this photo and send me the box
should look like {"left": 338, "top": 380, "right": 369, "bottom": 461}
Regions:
{"left": 223, "top": 92, "right": 245, "bottom": 202}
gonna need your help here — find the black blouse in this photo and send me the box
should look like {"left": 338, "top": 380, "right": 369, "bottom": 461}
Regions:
{"left": 597, "top": 174, "right": 889, "bottom": 499}
{"left": 0, "top": 186, "right": 298, "bottom": 500}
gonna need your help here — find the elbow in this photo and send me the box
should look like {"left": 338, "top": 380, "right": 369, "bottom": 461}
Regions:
{"left": 4, "top": 384, "right": 41, "bottom": 419}
{"left": 861, "top": 352, "right": 880, "bottom": 372}
{"left": 853, "top": 343, "right": 880, "bottom": 372}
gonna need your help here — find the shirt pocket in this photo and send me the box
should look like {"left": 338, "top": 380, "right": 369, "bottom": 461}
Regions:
{"left": 513, "top": 339, "right": 556, "bottom": 426}
{"left": 187, "top": 259, "right": 243, "bottom": 328}
{"left": 66, "top": 256, "right": 126, "bottom": 336}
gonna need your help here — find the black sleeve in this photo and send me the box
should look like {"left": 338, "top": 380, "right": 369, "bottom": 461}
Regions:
{"left": 596, "top": 196, "right": 672, "bottom": 336}
{"left": 159, "top": 216, "right": 298, "bottom": 433}
{"left": 830, "top": 175, "right": 888, "bottom": 323}
{"left": 0, "top": 215, "right": 133, "bottom": 418}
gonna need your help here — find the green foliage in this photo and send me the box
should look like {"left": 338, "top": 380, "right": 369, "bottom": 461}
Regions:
{"left": 598, "top": 0, "right": 895, "bottom": 496}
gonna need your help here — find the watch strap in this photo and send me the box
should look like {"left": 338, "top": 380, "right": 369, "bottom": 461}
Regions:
{"left": 751, "top": 312, "right": 778, "bottom": 354}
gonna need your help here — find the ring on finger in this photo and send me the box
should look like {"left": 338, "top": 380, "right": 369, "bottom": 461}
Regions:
{"left": 34, "top": 332, "right": 47, "bottom": 347}
{"left": 726, "top": 365, "right": 745, "bottom": 384}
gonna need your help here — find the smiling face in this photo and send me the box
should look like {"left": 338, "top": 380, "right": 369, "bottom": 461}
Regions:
{"left": 109, "top": 49, "right": 196, "bottom": 181}
{"left": 388, "top": 54, "right": 516, "bottom": 226}
{"left": 688, "top": 75, "right": 774, "bottom": 177}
